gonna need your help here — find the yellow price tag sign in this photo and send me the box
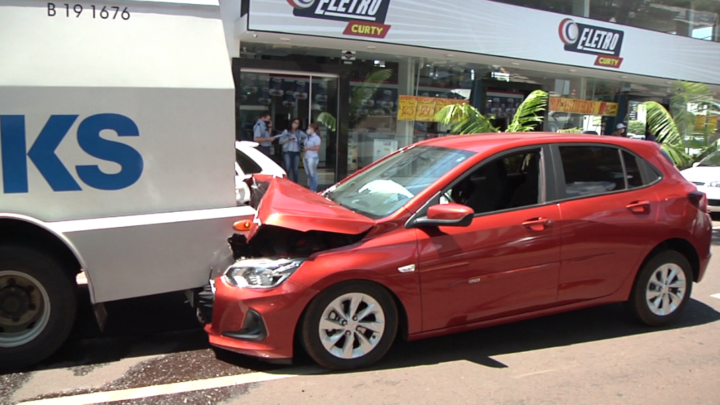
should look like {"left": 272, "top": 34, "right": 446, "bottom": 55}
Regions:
{"left": 415, "top": 97, "right": 436, "bottom": 121}
{"left": 397, "top": 95, "right": 417, "bottom": 121}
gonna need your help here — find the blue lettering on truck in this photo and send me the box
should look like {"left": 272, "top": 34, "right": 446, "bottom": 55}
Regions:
{"left": 0, "top": 114, "right": 143, "bottom": 193}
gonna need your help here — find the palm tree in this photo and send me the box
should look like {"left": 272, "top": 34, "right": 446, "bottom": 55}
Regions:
{"left": 643, "top": 81, "right": 719, "bottom": 168}
{"left": 434, "top": 90, "right": 549, "bottom": 134}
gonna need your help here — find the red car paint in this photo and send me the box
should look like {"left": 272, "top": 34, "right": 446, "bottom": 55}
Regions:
{"left": 206, "top": 134, "right": 711, "bottom": 360}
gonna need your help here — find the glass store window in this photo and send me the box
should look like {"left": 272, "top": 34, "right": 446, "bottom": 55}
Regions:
{"left": 236, "top": 70, "right": 339, "bottom": 189}
{"left": 410, "top": 62, "right": 475, "bottom": 142}
{"left": 347, "top": 60, "right": 400, "bottom": 175}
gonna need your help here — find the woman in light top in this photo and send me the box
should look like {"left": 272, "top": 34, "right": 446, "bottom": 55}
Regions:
{"left": 303, "top": 123, "right": 322, "bottom": 192}
{"left": 278, "top": 118, "right": 307, "bottom": 183}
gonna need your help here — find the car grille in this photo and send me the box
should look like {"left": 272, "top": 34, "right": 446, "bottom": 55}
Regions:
{"left": 709, "top": 199, "right": 720, "bottom": 207}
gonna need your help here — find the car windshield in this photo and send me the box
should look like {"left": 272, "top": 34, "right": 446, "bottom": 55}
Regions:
{"left": 324, "top": 145, "right": 475, "bottom": 219}
{"left": 698, "top": 152, "right": 720, "bottom": 167}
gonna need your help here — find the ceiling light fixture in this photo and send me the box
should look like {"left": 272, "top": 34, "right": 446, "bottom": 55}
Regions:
{"left": 367, "top": 45, "right": 376, "bottom": 49}
{"left": 569, "top": 69, "right": 576, "bottom": 73}
{"left": 279, "top": 37, "right": 291, "bottom": 41}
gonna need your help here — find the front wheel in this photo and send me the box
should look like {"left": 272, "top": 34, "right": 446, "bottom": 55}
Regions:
{"left": 301, "top": 281, "right": 398, "bottom": 370}
{"left": 628, "top": 250, "right": 692, "bottom": 326}
{"left": 0, "top": 245, "right": 77, "bottom": 370}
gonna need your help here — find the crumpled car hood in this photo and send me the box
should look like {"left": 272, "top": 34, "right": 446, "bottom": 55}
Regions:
{"left": 247, "top": 176, "right": 376, "bottom": 241}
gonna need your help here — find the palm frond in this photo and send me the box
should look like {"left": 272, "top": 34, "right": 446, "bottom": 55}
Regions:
{"left": 434, "top": 103, "right": 498, "bottom": 134}
{"left": 316, "top": 112, "right": 337, "bottom": 131}
{"left": 644, "top": 101, "right": 682, "bottom": 145}
{"left": 349, "top": 69, "right": 393, "bottom": 115}
{"left": 643, "top": 101, "right": 693, "bottom": 167}
{"left": 661, "top": 143, "right": 692, "bottom": 168}
{"left": 692, "top": 140, "right": 719, "bottom": 163}
{"left": 506, "top": 90, "right": 549, "bottom": 132}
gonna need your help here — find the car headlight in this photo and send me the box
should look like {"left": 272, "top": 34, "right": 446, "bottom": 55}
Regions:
{"left": 707, "top": 181, "right": 720, "bottom": 188}
{"left": 224, "top": 258, "right": 305, "bottom": 289}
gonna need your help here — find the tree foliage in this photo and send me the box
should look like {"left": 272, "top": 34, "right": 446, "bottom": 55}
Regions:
{"left": 643, "top": 81, "right": 719, "bottom": 168}
{"left": 435, "top": 90, "right": 549, "bottom": 135}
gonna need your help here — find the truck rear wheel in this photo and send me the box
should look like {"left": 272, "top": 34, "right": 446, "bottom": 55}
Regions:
{"left": 0, "top": 245, "right": 77, "bottom": 370}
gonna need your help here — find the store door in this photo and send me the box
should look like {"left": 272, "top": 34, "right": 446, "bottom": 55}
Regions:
{"left": 236, "top": 70, "right": 339, "bottom": 189}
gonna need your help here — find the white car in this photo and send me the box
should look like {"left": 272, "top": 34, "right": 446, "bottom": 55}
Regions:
{"left": 680, "top": 153, "right": 720, "bottom": 212}
{"left": 235, "top": 141, "right": 286, "bottom": 205}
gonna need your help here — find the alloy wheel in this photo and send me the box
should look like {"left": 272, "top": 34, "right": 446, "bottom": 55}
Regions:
{"left": 645, "top": 263, "right": 686, "bottom": 317}
{"left": 318, "top": 292, "right": 385, "bottom": 359}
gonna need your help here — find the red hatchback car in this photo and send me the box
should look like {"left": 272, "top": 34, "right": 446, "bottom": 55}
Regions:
{"left": 201, "top": 133, "right": 711, "bottom": 370}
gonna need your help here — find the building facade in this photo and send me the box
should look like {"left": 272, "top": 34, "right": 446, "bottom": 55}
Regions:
{"left": 220, "top": 0, "right": 720, "bottom": 188}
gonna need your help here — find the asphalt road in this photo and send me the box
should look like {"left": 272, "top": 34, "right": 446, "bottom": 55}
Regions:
{"left": 3, "top": 229, "right": 720, "bottom": 405}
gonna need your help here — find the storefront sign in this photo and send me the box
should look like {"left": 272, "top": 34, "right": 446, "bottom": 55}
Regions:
{"left": 559, "top": 18, "right": 625, "bottom": 69}
{"left": 288, "top": 0, "right": 392, "bottom": 38}
{"left": 343, "top": 21, "right": 390, "bottom": 38}
{"left": 396, "top": 96, "right": 468, "bottom": 121}
{"left": 248, "top": 0, "right": 720, "bottom": 85}
{"left": 549, "top": 97, "right": 619, "bottom": 116}
{"left": 415, "top": 97, "right": 436, "bottom": 121}
{"left": 397, "top": 95, "right": 417, "bottom": 120}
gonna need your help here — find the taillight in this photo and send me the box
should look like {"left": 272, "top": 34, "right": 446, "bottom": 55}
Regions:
{"left": 689, "top": 191, "right": 708, "bottom": 213}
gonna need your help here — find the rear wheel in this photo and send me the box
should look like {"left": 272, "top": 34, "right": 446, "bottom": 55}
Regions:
{"left": 0, "top": 245, "right": 77, "bottom": 370}
{"left": 301, "top": 281, "right": 397, "bottom": 370}
{"left": 628, "top": 250, "right": 692, "bottom": 326}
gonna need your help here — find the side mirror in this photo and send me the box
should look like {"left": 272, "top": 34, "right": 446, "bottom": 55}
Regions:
{"left": 693, "top": 162, "right": 701, "bottom": 167}
{"left": 411, "top": 203, "right": 474, "bottom": 228}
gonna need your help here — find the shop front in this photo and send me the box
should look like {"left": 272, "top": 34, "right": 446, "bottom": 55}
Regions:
{"left": 226, "top": 0, "right": 720, "bottom": 188}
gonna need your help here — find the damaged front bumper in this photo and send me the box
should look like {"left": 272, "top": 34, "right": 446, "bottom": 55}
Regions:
{"left": 203, "top": 271, "right": 316, "bottom": 360}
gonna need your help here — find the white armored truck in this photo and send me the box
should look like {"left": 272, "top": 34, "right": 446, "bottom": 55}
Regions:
{"left": 0, "top": 0, "right": 253, "bottom": 368}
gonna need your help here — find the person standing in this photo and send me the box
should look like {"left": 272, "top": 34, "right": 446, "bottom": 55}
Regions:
{"left": 303, "top": 123, "right": 322, "bottom": 192}
{"left": 253, "top": 112, "right": 273, "bottom": 156}
{"left": 612, "top": 123, "right": 627, "bottom": 137}
{"left": 278, "top": 118, "right": 307, "bottom": 183}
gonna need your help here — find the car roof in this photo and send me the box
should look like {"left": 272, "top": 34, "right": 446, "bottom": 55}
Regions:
{"left": 419, "top": 133, "right": 651, "bottom": 153}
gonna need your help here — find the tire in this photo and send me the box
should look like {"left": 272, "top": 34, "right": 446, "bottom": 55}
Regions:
{"left": 0, "top": 245, "right": 77, "bottom": 370}
{"left": 301, "top": 281, "right": 398, "bottom": 370}
{"left": 628, "top": 250, "right": 692, "bottom": 326}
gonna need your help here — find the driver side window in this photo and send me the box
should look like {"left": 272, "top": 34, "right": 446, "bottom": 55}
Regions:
{"left": 445, "top": 148, "right": 543, "bottom": 215}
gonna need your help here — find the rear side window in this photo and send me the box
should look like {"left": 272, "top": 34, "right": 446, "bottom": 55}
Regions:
{"left": 559, "top": 146, "right": 626, "bottom": 197}
{"left": 622, "top": 151, "right": 643, "bottom": 188}
{"left": 236, "top": 150, "right": 262, "bottom": 175}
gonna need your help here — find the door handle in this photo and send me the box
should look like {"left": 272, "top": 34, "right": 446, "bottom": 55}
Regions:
{"left": 626, "top": 200, "right": 650, "bottom": 214}
{"left": 522, "top": 217, "right": 551, "bottom": 231}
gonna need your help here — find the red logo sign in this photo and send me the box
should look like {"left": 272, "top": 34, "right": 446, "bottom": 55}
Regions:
{"left": 594, "top": 55, "right": 623, "bottom": 69}
{"left": 343, "top": 21, "right": 391, "bottom": 39}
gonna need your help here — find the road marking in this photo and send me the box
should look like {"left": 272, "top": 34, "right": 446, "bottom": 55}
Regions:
{"left": 17, "top": 368, "right": 318, "bottom": 405}
{"left": 711, "top": 293, "right": 720, "bottom": 300}
{"left": 513, "top": 369, "right": 557, "bottom": 378}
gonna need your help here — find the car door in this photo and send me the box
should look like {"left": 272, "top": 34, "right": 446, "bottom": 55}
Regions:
{"left": 415, "top": 146, "right": 562, "bottom": 332}
{"left": 551, "top": 144, "right": 661, "bottom": 303}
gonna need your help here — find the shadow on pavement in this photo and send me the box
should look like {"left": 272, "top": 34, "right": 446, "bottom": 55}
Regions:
{"left": 712, "top": 228, "right": 720, "bottom": 245}
{"left": 5, "top": 289, "right": 719, "bottom": 377}
{"left": 363, "top": 298, "right": 720, "bottom": 372}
